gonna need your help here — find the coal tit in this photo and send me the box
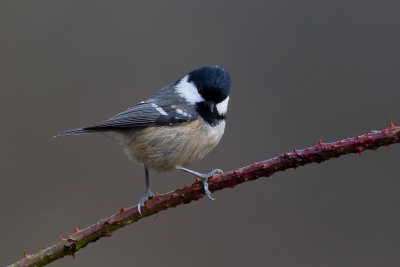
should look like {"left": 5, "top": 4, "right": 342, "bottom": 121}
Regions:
{"left": 56, "top": 66, "right": 231, "bottom": 213}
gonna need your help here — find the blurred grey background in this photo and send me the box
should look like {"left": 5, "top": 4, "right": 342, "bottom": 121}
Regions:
{"left": 1, "top": 0, "right": 400, "bottom": 266}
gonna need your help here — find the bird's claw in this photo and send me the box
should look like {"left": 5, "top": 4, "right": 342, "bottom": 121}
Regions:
{"left": 201, "top": 178, "right": 215, "bottom": 200}
{"left": 137, "top": 190, "right": 155, "bottom": 215}
{"left": 177, "top": 167, "right": 223, "bottom": 201}
{"left": 199, "top": 168, "right": 223, "bottom": 201}
{"left": 207, "top": 169, "right": 223, "bottom": 176}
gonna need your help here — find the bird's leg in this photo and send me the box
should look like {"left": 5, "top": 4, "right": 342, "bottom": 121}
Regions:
{"left": 177, "top": 167, "right": 223, "bottom": 200}
{"left": 137, "top": 165, "right": 155, "bottom": 215}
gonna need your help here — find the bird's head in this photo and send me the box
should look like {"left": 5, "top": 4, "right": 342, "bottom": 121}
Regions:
{"left": 175, "top": 66, "right": 231, "bottom": 115}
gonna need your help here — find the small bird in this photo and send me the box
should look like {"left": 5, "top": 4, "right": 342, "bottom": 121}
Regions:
{"left": 56, "top": 66, "right": 231, "bottom": 214}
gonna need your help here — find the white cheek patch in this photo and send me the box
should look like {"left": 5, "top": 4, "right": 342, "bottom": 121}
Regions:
{"left": 151, "top": 103, "right": 168, "bottom": 116}
{"left": 216, "top": 96, "right": 229, "bottom": 115}
{"left": 175, "top": 75, "right": 204, "bottom": 105}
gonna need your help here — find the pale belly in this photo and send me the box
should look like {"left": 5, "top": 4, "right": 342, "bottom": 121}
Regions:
{"left": 109, "top": 119, "right": 225, "bottom": 172}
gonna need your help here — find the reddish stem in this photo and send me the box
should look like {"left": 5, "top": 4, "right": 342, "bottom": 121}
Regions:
{"left": 9, "top": 122, "right": 400, "bottom": 267}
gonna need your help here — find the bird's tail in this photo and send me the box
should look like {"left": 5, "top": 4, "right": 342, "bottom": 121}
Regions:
{"left": 54, "top": 127, "right": 97, "bottom": 138}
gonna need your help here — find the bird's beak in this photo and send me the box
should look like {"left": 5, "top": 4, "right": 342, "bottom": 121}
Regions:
{"left": 206, "top": 100, "right": 215, "bottom": 112}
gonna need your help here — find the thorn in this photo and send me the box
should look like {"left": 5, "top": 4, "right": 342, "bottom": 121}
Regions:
{"left": 355, "top": 135, "right": 360, "bottom": 140}
{"left": 293, "top": 147, "right": 297, "bottom": 152}
{"left": 71, "top": 253, "right": 75, "bottom": 259}
{"left": 318, "top": 139, "right": 323, "bottom": 146}
{"left": 196, "top": 177, "right": 201, "bottom": 182}
{"left": 284, "top": 152, "right": 290, "bottom": 157}
{"left": 24, "top": 252, "right": 29, "bottom": 259}
{"left": 60, "top": 235, "right": 65, "bottom": 241}
{"left": 74, "top": 226, "right": 79, "bottom": 233}
{"left": 389, "top": 120, "right": 396, "bottom": 129}
{"left": 338, "top": 140, "right": 343, "bottom": 144}
{"left": 120, "top": 208, "right": 126, "bottom": 213}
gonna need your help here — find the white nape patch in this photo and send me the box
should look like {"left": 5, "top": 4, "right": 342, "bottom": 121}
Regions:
{"left": 216, "top": 96, "right": 229, "bottom": 115}
{"left": 151, "top": 103, "right": 168, "bottom": 116}
{"left": 175, "top": 75, "right": 204, "bottom": 105}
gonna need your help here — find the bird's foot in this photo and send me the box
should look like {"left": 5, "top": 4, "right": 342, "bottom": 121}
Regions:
{"left": 204, "top": 169, "right": 224, "bottom": 178}
{"left": 178, "top": 167, "right": 224, "bottom": 200}
{"left": 137, "top": 190, "right": 155, "bottom": 215}
{"left": 197, "top": 169, "right": 223, "bottom": 200}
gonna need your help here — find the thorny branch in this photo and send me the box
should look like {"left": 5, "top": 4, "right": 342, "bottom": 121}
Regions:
{"left": 9, "top": 121, "right": 400, "bottom": 267}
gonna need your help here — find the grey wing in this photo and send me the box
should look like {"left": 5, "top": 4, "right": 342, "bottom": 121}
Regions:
{"left": 85, "top": 102, "right": 196, "bottom": 130}
{"left": 55, "top": 85, "right": 197, "bottom": 136}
